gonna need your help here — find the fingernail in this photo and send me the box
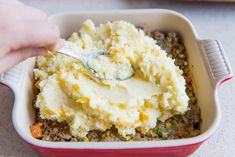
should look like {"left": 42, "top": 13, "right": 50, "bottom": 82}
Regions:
{"left": 53, "top": 43, "right": 61, "bottom": 51}
{"left": 52, "top": 39, "right": 64, "bottom": 51}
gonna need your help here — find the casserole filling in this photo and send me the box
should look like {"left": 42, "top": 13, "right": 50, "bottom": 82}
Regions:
{"left": 31, "top": 20, "right": 201, "bottom": 141}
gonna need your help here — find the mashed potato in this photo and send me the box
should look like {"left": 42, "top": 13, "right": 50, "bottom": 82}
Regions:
{"left": 34, "top": 20, "right": 189, "bottom": 137}
{"left": 87, "top": 53, "right": 134, "bottom": 80}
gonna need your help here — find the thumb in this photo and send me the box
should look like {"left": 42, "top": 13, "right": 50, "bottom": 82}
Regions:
{"left": 0, "top": 47, "right": 46, "bottom": 74}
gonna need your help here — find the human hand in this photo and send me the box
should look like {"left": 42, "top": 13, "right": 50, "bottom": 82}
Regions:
{"left": 0, "top": 0, "right": 62, "bottom": 74}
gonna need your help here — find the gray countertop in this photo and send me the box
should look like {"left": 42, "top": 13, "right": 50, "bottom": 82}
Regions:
{"left": 0, "top": 0, "right": 235, "bottom": 156}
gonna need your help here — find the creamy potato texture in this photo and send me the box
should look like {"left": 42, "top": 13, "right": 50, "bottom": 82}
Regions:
{"left": 34, "top": 20, "right": 189, "bottom": 137}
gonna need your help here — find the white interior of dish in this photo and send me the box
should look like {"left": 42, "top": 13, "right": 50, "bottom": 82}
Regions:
{"left": 11, "top": 9, "right": 220, "bottom": 148}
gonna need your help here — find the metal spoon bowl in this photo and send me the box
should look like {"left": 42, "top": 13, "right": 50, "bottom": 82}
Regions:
{"left": 57, "top": 44, "right": 134, "bottom": 81}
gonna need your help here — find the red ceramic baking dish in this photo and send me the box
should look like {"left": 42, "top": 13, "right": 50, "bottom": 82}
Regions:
{"left": 0, "top": 9, "right": 233, "bottom": 157}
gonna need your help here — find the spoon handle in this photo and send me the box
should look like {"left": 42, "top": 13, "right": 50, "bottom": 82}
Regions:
{"left": 57, "top": 48, "right": 87, "bottom": 63}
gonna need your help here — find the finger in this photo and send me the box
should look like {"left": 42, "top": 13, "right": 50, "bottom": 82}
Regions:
{"left": 0, "top": 4, "right": 47, "bottom": 21}
{"left": 0, "top": 47, "right": 46, "bottom": 74}
{"left": 0, "top": 22, "right": 61, "bottom": 58}
{"left": 3, "top": 21, "right": 61, "bottom": 54}
{"left": 47, "top": 38, "right": 64, "bottom": 52}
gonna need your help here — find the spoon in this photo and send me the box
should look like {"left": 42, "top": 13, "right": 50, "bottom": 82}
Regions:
{"left": 57, "top": 41, "right": 134, "bottom": 81}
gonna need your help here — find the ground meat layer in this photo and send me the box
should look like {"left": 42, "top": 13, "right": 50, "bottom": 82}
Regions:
{"left": 31, "top": 31, "right": 201, "bottom": 142}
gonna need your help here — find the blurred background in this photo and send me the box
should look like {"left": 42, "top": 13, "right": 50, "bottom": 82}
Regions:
{"left": 0, "top": 0, "right": 235, "bottom": 157}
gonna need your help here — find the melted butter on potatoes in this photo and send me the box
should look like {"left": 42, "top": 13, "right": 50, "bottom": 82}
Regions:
{"left": 34, "top": 20, "right": 189, "bottom": 137}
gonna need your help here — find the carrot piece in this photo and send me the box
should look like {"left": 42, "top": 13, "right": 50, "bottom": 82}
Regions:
{"left": 30, "top": 124, "right": 43, "bottom": 139}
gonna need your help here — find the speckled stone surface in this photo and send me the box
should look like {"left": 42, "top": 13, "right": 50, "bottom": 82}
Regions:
{"left": 0, "top": 0, "right": 235, "bottom": 157}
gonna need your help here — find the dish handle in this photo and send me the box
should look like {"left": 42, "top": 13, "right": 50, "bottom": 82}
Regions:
{"left": 198, "top": 39, "right": 233, "bottom": 89}
{"left": 0, "top": 62, "right": 25, "bottom": 94}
